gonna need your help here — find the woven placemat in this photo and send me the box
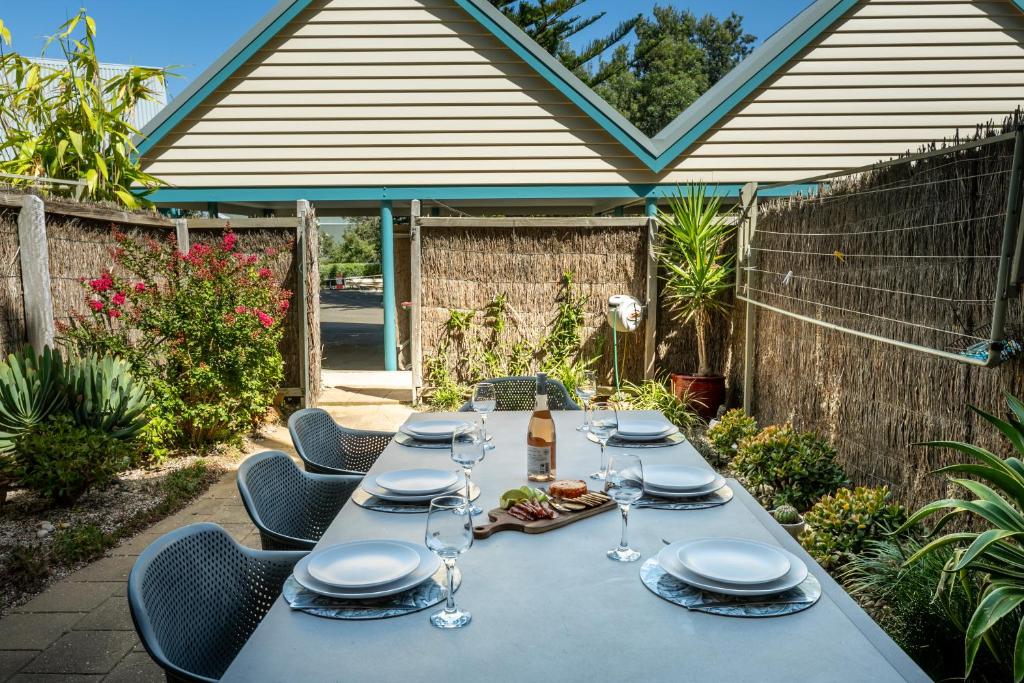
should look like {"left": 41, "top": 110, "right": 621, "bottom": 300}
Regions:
{"left": 634, "top": 485, "right": 733, "bottom": 510}
{"left": 639, "top": 557, "right": 820, "bottom": 617}
{"left": 586, "top": 432, "right": 686, "bottom": 449}
{"left": 283, "top": 566, "right": 461, "bottom": 620}
{"left": 352, "top": 483, "right": 481, "bottom": 514}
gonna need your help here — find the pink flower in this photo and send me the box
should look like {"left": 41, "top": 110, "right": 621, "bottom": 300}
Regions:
{"left": 112, "top": 292, "right": 126, "bottom": 306}
{"left": 256, "top": 311, "right": 274, "bottom": 329}
{"left": 134, "top": 282, "right": 146, "bottom": 293}
{"left": 258, "top": 267, "right": 273, "bottom": 279}
{"left": 107, "top": 308, "right": 122, "bottom": 319}
{"left": 89, "top": 273, "right": 113, "bottom": 293}
{"left": 265, "top": 247, "right": 277, "bottom": 257}
{"left": 88, "top": 299, "right": 103, "bottom": 313}
{"left": 278, "top": 299, "right": 290, "bottom": 313}
{"left": 235, "top": 305, "right": 248, "bottom": 314}
{"left": 222, "top": 232, "right": 237, "bottom": 252}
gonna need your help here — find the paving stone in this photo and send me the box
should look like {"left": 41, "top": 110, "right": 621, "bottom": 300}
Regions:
{"left": 72, "top": 598, "right": 133, "bottom": 632}
{"left": 67, "top": 556, "right": 136, "bottom": 584}
{"left": 103, "top": 652, "right": 162, "bottom": 683}
{"left": 0, "top": 650, "right": 37, "bottom": 681}
{"left": 0, "top": 613, "right": 83, "bottom": 650}
{"left": 15, "top": 583, "right": 120, "bottom": 614}
{"left": 8, "top": 674, "right": 102, "bottom": 682}
{"left": 21, "top": 631, "right": 135, "bottom": 675}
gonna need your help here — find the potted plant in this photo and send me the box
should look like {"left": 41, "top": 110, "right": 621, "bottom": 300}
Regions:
{"left": 771, "top": 504, "right": 806, "bottom": 540}
{"left": 656, "top": 185, "right": 735, "bottom": 418}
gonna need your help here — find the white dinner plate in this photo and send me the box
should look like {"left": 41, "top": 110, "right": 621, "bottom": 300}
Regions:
{"left": 644, "top": 475, "right": 726, "bottom": 499}
{"left": 374, "top": 469, "right": 459, "bottom": 495}
{"left": 658, "top": 542, "right": 808, "bottom": 597}
{"left": 306, "top": 540, "right": 421, "bottom": 588}
{"left": 616, "top": 428, "right": 679, "bottom": 442}
{"left": 615, "top": 418, "right": 677, "bottom": 437}
{"left": 677, "top": 538, "right": 791, "bottom": 585}
{"left": 361, "top": 472, "right": 467, "bottom": 502}
{"left": 294, "top": 542, "right": 442, "bottom": 599}
{"left": 643, "top": 465, "right": 716, "bottom": 491}
{"left": 399, "top": 419, "right": 470, "bottom": 442}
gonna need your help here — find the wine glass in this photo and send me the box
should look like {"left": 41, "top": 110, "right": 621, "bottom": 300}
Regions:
{"left": 472, "top": 382, "right": 497, "bottom": 451}
{"left": 588, "top": 401, "right": 618, "bottom": 480}
{"left": 575, "top": 371, "right": 597, "bottom": 432}
{"left": 604, "top": 453, "right": 644, "bottom": 562}
{"left": 425, "top": 495, "right": 474, "bottom": 629}
{"left": 451, "top": 423, "right": 485, "bottom": 515}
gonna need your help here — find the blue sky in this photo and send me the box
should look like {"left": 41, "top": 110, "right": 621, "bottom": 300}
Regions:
{"left": 0, "top": 1, "right": 808, "bottom": 98}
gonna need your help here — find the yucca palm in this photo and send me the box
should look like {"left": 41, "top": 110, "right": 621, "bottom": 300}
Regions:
{"left": 656, "top": 185, "right": 735, "bottom": 376}
{"left": 902, "top": 392, "right": 1024, "bottom": 681}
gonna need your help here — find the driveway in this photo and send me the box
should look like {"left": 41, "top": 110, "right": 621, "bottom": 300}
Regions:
{"left": 320, "top": 289, "right": 383, "bottom": 371}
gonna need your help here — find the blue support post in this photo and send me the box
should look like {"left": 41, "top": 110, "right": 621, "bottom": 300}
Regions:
{"left": 381, "top": 201, "right": 398, "bottom": 371}
{"left": 645, "top": 196, "right": 658, "bottom": 218}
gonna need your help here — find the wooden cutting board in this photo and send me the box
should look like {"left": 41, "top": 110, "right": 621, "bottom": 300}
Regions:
{"left": 472, "top": 495, "right": 616, "bottom": 539}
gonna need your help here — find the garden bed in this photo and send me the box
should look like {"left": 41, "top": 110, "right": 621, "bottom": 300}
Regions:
{"left": 0, "top": 445, "right": 243, "bottom": 615}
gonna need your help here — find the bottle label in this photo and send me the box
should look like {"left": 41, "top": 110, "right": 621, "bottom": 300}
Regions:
{"left": 527, "top": 444, "right": 551, "bottom": 474}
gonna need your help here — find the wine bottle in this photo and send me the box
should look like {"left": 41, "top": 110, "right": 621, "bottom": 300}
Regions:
{"left": 527, "top": 373, "right": 556, "bottom": 482}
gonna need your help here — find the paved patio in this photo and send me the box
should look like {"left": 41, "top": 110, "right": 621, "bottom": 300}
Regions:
{"left": 0, "top": 398, "right": 414, "bottom": 682}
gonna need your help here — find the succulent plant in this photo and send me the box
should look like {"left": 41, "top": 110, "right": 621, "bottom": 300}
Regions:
{"left": 799, "top": 486, "right": 907, "bottom": 570}
{"left": 773, "top": 504, "right": 801, "bottom": 525}
{"left": 64, "top": 353, "right": 152, "bottom": 441}
{"left": 0, "top": 346, "right": 67, "bottom": 454}
{"left": 706, "top": 408, "right": 758, "bottom": 457}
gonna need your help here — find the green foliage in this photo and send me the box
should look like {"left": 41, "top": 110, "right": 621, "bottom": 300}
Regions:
{"left": 799, "top": 486, "right": 907, "bottom": 570}
{"left": 616, "top": 378, "right": 703, "bottom": 433}
{"left": 321, "top": 262, "right": 381, "bottom": 279}
{"left": 772, "top": 504, "right": 801, "bottom": 525}
{"left": 657, "top": 186, "right": 736, "bottom": 376}
{"left": 423, "top": 356, "right": 468, "bottom": 411}
{"left": 50, "top": 523, "right": 112, "bottom": 564}
{"left": 899, "top": 392, "right": 1024, "bottom": 682}
{"left": 65, "top": 353, "right": 151, "bottom": 440}
{"left": 0, "top": 11, "right": 172, "bottom": 207}
{"left": 163, "top": 459, "right": 211, "bottom": 505}
{"left": 595, "top": 7, "right": 755, "bottom": 136}
{"left": 60, "top": 231, "right": 289, "bottom": 449}
{"left": 15, "top": 415, "right": 132, "bottom": 504}
{"left": 732, "top": 425, "right": 847, "bottom": 510}
{"left": 4, "top": 544, "right": 49, "bottom": 590}
{"left": 706, "top": 408, "right": 758, "bottom": 458}
{"left": 320, "top": 219, "right": 381, "bottom": 264}
{"left": 0, "top": 346, "right": 67, "bottom": 456}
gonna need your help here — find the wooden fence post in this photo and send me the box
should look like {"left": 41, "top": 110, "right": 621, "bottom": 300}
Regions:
{"left": 296, "top": 200, "right": 313, "bottom": 408}
{"left": 18, "top": 195, "right": 55, "bottom": 353}
{"left": 739, "top": 182, "right": 759, "bottom": 415}
{"left": 174, "top": 218, "right": 189, "bottom": 254}
{"left": 643, "top": 197, "right": 659, "bottom": 380}
{"left": 410, "top": 199, "right": 422, "bottom": 404}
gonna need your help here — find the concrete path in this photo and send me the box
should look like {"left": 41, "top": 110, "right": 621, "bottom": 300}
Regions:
{"left": 320, "top": 289, "right": 384, "bottom": 371}
{"left": 0, "top": 398, "right": 414, "bottom": 682}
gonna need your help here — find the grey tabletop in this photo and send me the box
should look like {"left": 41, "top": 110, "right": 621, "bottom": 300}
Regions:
{"left": 223, "top": 410, "right": 929, "bottom": 683}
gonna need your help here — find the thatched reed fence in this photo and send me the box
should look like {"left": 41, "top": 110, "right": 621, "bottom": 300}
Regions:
{"left": 0, "top": 189, "right": 318, "bottom": 405}
{"left": 416, "top": 216, "right": 652, "bottom": 387}
{"left": 736, "top": 115, "right": 1024, "bottom": 511}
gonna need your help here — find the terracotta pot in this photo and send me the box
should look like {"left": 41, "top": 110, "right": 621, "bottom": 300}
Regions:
{"left": 670, "top": 374, "right": 725, "bottom": 420}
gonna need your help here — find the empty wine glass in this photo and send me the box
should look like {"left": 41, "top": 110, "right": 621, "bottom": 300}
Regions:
{"left": 425, "top": 495, "right": 474, "bottom": 629}
{"left": 588, "top": 401, "right": 618, "bottom": 480}
{"left": 472, "top": 382, "right": 497, "bottom": 451}
{"left": 604, "top": 453, "right": 644, "bottom": 562}
{"left": 575, "top": 371, "right": 597, "bottom": 432}
{"left": 451, "top": 423, "right": 485, "bottom": 515}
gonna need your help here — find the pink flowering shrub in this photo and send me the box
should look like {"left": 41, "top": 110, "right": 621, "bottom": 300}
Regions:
{"left": 60, "top": 229, "right": 291, "bottom": 450}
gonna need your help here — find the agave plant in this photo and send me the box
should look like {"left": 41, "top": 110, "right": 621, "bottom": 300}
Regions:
{"left": 0, "top": 346, "right": 67, "bottom": 454}
{"left": 65, "top": 353, "right": 152, "bottom": 441}
{"left": 902, "top": 392, "right": 1024, "bottom": 681}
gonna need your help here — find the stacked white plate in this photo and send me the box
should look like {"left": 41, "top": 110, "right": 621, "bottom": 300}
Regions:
{"left": 360, "top": 467, "right": 467, "bottom": 502}
{"left": 294, "top": 539, "right": 441, "bottom": 599}
{"left": 657, "top": 537, "right": 808, "bottom": 596}
{"left": 643, "top": 464, "right": 726, "bottom": 499}
{"left": 615, "top": 417, "right": 679, "bottom": 442}
{"left": 398, "top": 419, "right": 471, "bottom": 442}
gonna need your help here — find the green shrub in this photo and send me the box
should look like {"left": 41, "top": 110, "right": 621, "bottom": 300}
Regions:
{"left": 15, "top": 415, "right": 133, "bottom": 504}
{"left": 706, "top": 408, "right": 757, "bottom": 457}
{"left": 732, "top": 424, "right": 846, "bottom": 510}
{"left": 51, "top": 524, "right": 112, "bottom": 564}
{"left": 163, "top": 459, "right": 211, "bottom": 504}
{"left": 321, "top": 262, "right": 381, "bottom": 279}
{"left": 616, "top": 379, "right": 703, "bottom": 433}
{"left": 799, "top": 486, "right": 907, "bottom": 570}
{"left": 3, "top": 544, "right": 50, "bottom": 590}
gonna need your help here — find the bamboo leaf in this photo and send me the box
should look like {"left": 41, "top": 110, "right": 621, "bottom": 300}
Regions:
{"left": 68, "top": 131, "right": 84, "bottom": 157}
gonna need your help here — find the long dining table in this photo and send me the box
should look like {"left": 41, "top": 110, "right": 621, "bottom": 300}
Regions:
{"left": 223, "top": 410, "right": 929, "bottom": 682}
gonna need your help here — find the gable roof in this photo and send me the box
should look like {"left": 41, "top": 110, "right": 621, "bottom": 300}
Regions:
{"left": 140, "top": 0, "right": 1024, "bottom": 175}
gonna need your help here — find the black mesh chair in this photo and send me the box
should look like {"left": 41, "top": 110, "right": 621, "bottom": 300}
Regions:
{"left": 237, "top": 451, "right": 362, "bottom": 551}
{"left": 128, "top": 523, "right": 305, "bottom": 683}
{"left": 288, "top": 408, "right": 394, "bottom": 475}
{"left": 458, "top": 376, "right": 581, "bottom": 412}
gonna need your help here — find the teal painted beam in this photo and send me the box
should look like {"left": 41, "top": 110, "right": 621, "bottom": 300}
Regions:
{"left": 649, "top": 0, "right": 858, "bottom": 172}
{"left": 380, "top": 200, "right": 398, "bottom": 372}
{"left": 147, "top": 184, "right": 818, "bottom": 204}
{"left": 645, "top": 196, "right": 658, "bottom": 217}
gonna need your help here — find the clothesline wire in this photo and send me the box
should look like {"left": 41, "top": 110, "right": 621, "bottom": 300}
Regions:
{"left": 743, "top": 266, "right": 994, "bottom": 304}
{"left": 755, "top": 212, "right": 1006, "bottom": 237}
{"left": 796, "top": 169, "right": 1010, "bottom": 205}
{"left": 750, "top": 247, "right": 999, "bottom": 259}
{"left": 745, "top": 286, "right": 989, "bottom": 341}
